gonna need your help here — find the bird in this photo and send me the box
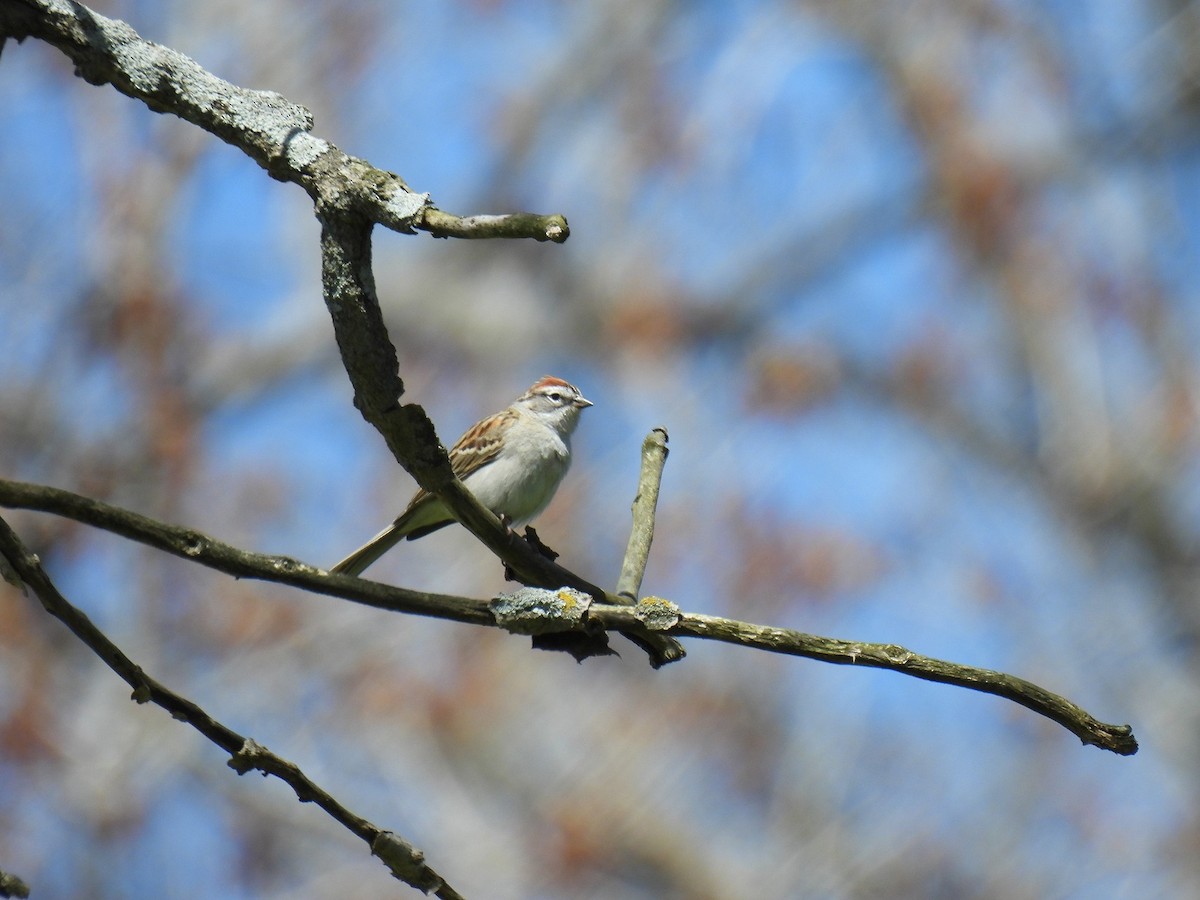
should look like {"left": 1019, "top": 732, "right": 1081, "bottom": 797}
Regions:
{"left": 331, "top": 376, "right": 592, "bottom": 576}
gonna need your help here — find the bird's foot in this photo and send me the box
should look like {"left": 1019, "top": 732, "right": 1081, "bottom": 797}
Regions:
{"left": 522, "top": 526, "right": 559, "bottom": 562}
{"left": 502, "top": 526, "right": 559, "bottom": 582}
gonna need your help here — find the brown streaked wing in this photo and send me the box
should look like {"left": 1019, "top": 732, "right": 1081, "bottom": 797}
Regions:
{"left": 393, "top": 408, "right": 511, "bottom": 523}
{"left": 448, "top": 408, "right": 511, "bottom": 479}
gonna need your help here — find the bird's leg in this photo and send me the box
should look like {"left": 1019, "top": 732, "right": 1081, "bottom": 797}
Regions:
{"left": 500, "top": 515, "right": 517, "bottom": 581}
{"left": 501, "top": 525, "right": 560, "bottom": 582}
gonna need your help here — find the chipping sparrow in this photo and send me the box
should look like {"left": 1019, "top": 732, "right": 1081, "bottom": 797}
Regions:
{"left": 332, "top": 376, "right": 592, "bottom": 576}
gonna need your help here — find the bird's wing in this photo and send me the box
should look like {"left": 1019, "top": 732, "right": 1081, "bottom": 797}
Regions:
{"left": 390, "top": 408, "right": 512, "bottom": 528}
{"left": 447, "top": 409, "right": 511, "bottom": 479}
{"left": 334, "top": 409, "right": 517, "bottom": 569}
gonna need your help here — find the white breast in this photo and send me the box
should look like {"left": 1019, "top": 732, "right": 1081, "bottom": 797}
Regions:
{"left": 461, "top": 417, "right": 572, "bottom": 526}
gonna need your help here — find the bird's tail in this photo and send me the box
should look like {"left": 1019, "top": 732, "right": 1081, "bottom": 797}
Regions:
{"left": 330, "top": 522, "right": 407, "bottom": 576}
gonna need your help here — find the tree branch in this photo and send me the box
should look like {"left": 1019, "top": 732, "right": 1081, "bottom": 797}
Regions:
{"left": 0, "top": 0, "right": 684, "bottom": 664}
{"left": 589, "top": 603, "right": 1139, "bottom": 756}
{"left": 616, "top": 428, "right": 669, "bottom": 601}
{"left": 0, "top": 0, "right": 566, "bottom": 244}
{"left": 0, "top": 478, "right": 493, "bottom": 625}
{"left": 418, "top": 208, "right": 569, "bottom": 242}
{"left": 0, "top": 478, "right": 1137, "bottom": 755}
{"left": 0, "top": 513, "right": 465, "bottom": 898}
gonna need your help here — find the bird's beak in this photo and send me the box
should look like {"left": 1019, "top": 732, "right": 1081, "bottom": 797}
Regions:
{"left": 575, "top": 395, "right": 593, "bottom": 409}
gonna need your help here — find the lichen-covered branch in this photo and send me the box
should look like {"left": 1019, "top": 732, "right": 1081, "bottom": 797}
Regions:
{"left": 1, "top": 478, "right": 1136, "bottom": 754}
{"left": 0, "top": 477, "right": 683, "bottom": 665}
{"left": 0, "top": 513, "right": 465, "bottom": 898}
{"left": 0, "top": 0, "right": 567, "bottom": 243}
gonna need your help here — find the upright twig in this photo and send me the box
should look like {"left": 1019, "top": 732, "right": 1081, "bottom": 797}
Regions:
{"left": 0, "top": 513, "right": 465, "bottom": 898}
{"left": 617, "top": 428, "right": 670, "bottom": 602}
{"left": 595, "top": 426, "right": 685, "bottom": 663}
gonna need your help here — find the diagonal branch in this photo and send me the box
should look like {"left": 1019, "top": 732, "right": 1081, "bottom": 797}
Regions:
{"left": 0, "top": 478, "right": 1137, "bottom": 755}
{"left": 0, "top": 0, "right": 567, "bottom": 244}
{"left": 0, "top": 513, "right": 465, "bottom": 898}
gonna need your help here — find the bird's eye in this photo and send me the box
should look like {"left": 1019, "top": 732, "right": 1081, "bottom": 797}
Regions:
{"left": 549, "top": 392, "right": 562, "bottom": 402}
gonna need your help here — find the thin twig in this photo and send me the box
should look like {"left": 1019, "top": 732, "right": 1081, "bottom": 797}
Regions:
{"left": 0, "top": 513, "right": 464, "bottom": 898}
{"left": 0, "top": 477, "right": 1137, "bottom": 754}
{"left": 588, "top": 603, "right": 1138, "bottom": 756}
{"left": 417, "top": 208, "right": 569, "bottom": 242}
{"left": 616, "top": 428, "right": 670, "bottom": 601}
